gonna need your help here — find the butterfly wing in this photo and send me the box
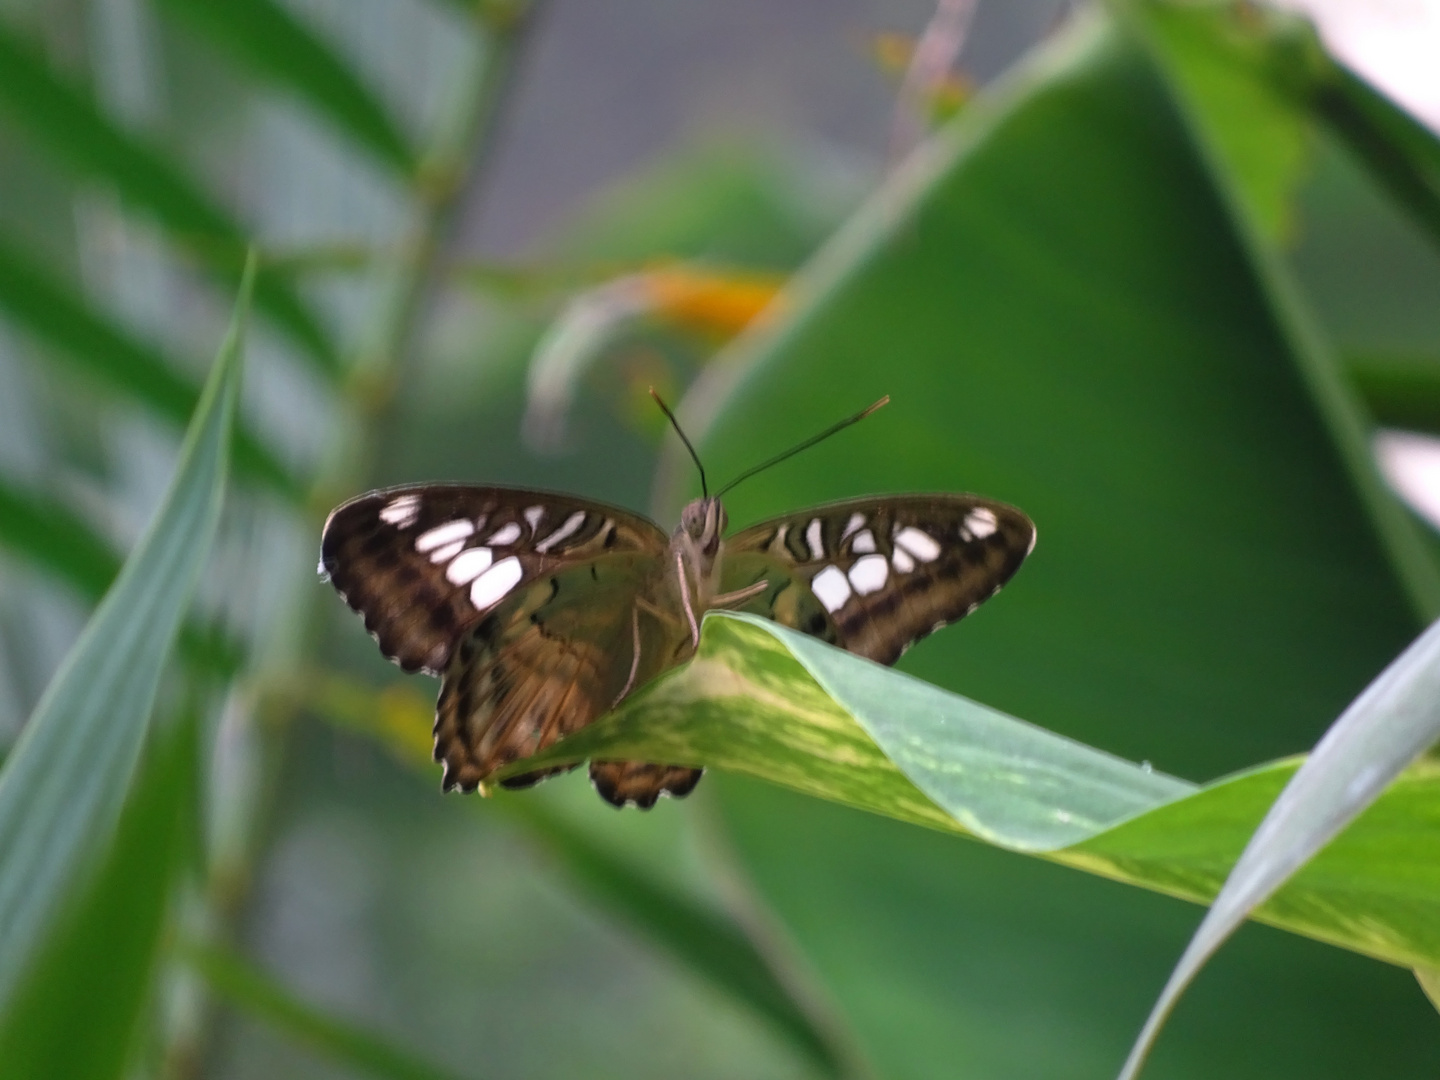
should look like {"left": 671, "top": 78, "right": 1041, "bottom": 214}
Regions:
{"left": 720, "top": 494, "right": 1035, "bottom": 665}
{"left": 320, "top": 485, "right": 667, "bottom": 674}
{"left": 321, "top": 485, "right": 689, "bottom": 796}
{"left": 433, "top": 552, "right": 693, "bottom": 797}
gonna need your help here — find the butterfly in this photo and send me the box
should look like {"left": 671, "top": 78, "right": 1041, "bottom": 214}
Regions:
{"left": 319, "top": 407, "right": 1035, "bottom": 809}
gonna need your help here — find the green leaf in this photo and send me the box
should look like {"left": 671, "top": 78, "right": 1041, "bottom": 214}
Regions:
{"left": 184, "top": 943, "right": 469, "bottom": 1080}
{"left": 153, "top": 0, "right": 415, "bottom": 175}
{"left": 0, "top": 476, "right": 119, "bottom": 601}
{"left": 0, "top": 703, "right": 199, "bottom": 1079}
{"left": 1418, "top": 968, "right": 1440, "bottom": 1012}
{"left": 0, "top": 21, "right": 339, "bottom": 376}
{"left": 1119, "top": 0, "right": 1440, "bottom": 618}
{"left": 302, "top": 671, "right": 851, "bottom": 1076}
{"left": 1115, "top": 1, "right": 1316, "bottom": 245}
{"left": 0, "top": 234, "right": 303, "bottom": 500}
{"left": 648, "top": 10, "right": 1440, "bottom": 1073}
{"left": 0, "top": 256, "right": 248, "bottom": 1014}
{"left": 0, "top": 476, "right": 245, "bottom": 677}
{"left": 1115, "top": 613, "right": 1440, "bottom": 1079}
{"left": 504, "top": 612, "right": 1440, "bottom": 972}
{"left": 1347, "top": 349, "right": 1440, "bottom": 435}
{"left": 1312, "top": 44, "right": 1440, "bottom": 258}
{"left": 503, "top": 797, "right": 850, "bottom": 1078}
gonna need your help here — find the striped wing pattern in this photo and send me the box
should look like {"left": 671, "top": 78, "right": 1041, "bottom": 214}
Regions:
{"left": 320, "top": 485, "right": 690, "bottom": 803}
{"left": 722, "top": 495, "right": 1035, "bottom": 666}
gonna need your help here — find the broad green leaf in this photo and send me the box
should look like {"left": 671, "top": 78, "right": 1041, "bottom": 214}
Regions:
{"left": 1113, "top": 0, "right": 1316, "bottom": 245}
{"left": 0, "top": 234, "right": 302, "bottom": 499}
{"left": 626, "top": 11, "right": 1436, "bottom": 1075}
{"left": 1347, "top": 349, "right": 1440, "bottom": 435}
{"left": 0, "top": 704, "right": 198, "bottom": 1079}
{"left": 0, "top": 477, "right": 244, "bottom": 677}
{"left": 1114, "top": 613, "right": 1440, "bottom": 1079}
{"left": 502, "top": 797, "right": 850, "bottom": 1078}
{"left": 0, "top": 21, "right": 339, "bottom": 376}
{"left": 1311, "top": 42, "right": 1440, "bottom": 256}
{"left": 1121, "top": 0, "right": 1440, "bottom": 618}
{"left": 1418, "top": 968, "right": 1440, "bottom": 1012}
{"left": 0, "top": 257, "right": 247, "bottom": 1014}
{"left": 502, "top": 613, "right": 1440, "bottom": 971}
{"left": 184, "top": 943, "right": 469, "bottom": 1080}
{"left": 504, "top": 614, "right": 1192, "bottom": 847}
{"left": 153, "top": 0, "right": 416, "bottom": 175}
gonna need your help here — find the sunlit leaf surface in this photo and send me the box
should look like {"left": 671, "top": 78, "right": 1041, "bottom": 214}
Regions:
{"left": 504, "top": 612, "right": 1440, "bottom": 972}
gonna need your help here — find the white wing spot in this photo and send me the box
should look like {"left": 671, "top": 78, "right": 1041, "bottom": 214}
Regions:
{"left": 811, "top": 565, "right": 852, "bottom": 613}
{"left": 446, "top": 546, "right": 494, "bottom": 585}
{"left": 415, "top": 519, "right": 475, "bottom": 553}
{"left": 536, "top": 510, "right": 586, "bottom": 553}
{"left": 524, "top": 505, "right": 545, "bottom": 532}
{"left": 964, "top": 507, "right": 998, "bottom": 539}
{"left": 892, "top": 548, "right": 915, "bottom": 574}
{"left": 429, "top": 539, "right": 465, "bottom": 563}
{"left": 770, "top": 524, "right": 789, "bottom": 551}
{"left": 469, "top": 556, "right": 524, "bottom": 609}
{"left": 894, "top": 526, "right": 941, "bottom": 562}
{"left": 487, "top": 522, "right": 522, "bottom": 546}
{"left": 840, "top": 513, "right": 865, "bottom": 541}
{"left": 849, "top": 554, "right": 889, "bottom": 595}
{"left": 805, "top": 518, "right": 825, "bottom": 562}
{"left": 379, "top": 493, "right": 420, "bottom": 528}
{"left": 851, "top": 529, "right": 877, "bottom": 554}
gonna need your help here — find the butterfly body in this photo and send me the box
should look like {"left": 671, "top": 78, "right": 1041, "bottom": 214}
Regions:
{"left": 321, "top": 484, "right": 1034, "bottom": 808}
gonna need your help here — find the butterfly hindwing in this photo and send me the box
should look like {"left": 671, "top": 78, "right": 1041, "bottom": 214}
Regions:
{"left": 433, "top": 551, "right": 692, "bottom": 795}
{"left": 321, "top": 484, "right": 700, "bottom": 804}
{"left": 721, "top": 495, "right": 1035, "bottom": 665}
{"left": 320, "top": 485, "right": 667, "bottom": 675}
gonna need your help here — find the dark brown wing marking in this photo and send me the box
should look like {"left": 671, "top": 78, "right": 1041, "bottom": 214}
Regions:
{"left": 320, "top": 485, "right": 666, "bottom": 675}
{"left": 721, "top": 494, "right": 1035, "bottom": 666}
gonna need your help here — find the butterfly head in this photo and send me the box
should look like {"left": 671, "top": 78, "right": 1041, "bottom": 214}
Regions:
{"left": 678, "top": 496, "right": 727, "bottom": 560}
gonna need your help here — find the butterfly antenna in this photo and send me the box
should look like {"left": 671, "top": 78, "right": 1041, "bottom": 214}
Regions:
{"left": 716, "top": 395, "right": 889, "bottom": 498}
{"left": 649, "top": 387, "right": 708, "bottom": 498}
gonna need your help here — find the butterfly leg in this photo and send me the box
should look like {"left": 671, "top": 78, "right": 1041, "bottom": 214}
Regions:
{"left": 711, "top": 580, "right": 769, "bottom": 609}
{"left": 612, "top": 605, "right": 644, "bottom": 706}
{"left": 675, "top": 551, "right": 701, "bottom": 647}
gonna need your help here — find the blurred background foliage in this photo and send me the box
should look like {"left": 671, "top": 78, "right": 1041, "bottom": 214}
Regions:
{"left": 1, "top": 1, "right": 1440, "bottom": 1078}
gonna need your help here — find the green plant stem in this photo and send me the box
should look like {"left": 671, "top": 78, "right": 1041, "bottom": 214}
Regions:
{"left": 163, "top": 7, "right": 543, "bottom": 1077}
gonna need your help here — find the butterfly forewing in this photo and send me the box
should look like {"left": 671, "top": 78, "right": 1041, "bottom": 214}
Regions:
{"left": 321, "top": 486, "right": 695, "bottom": 798}
{"left": 721, "top": 495, "right": 1035, "bottom": 665}
{"left": 320, "top": 485, "right": 667, "bottom": 674}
